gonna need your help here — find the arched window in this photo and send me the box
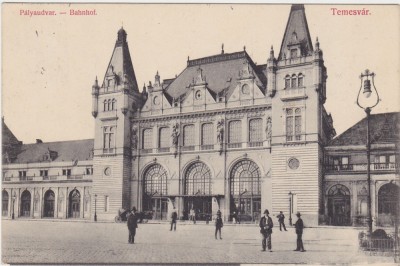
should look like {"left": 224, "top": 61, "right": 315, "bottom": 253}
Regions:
{"left": 285, "top": 75, "right": 291, "bottom": 89}
{"left": 183, "top": 125, "right": 195, "bottom": 148}
{"left": 107, "top": 99, "right": 111, "bottom": 111}
{"left": 249, "top": 118, "right": 262, "bottom": 145}
{"left": 111, "top": 99, "right": 116, "bottom": 110}
{"left": 291, "top": 74, "right": 297, "bottom": 88}
{"left": 185, "top": 162, "right": 212, "bottom": 195}
{"left": 20, "top": 190, "right": 31, "bottom": 217}
{"left": 230, "top": 160, "right": 261, "bottom": 196}
{"left": 103, "top": 100, "right": 107, "bottom": 111}
{"left": 158, "top": 127, "right": 170, "bottom": 149}
{"left": 69, "top": 189, "right": 80, "bottom": 218}
{"left": 327, "top": 184, "right": 351, "bottom": 226}
{"left": 201, "top": 123, "right": 213, "bottom": 148}
{"left": 142, "top": 129, "right": 153, "bottom": 150}
{"left": 144, "top": 164, "right": 168, "bottom": 196}
{"left": 228, "top": 120, "right": 242, "bottom": 148}
{"left": 328, "top": 184, "right": 350, "bottom": 196}
{"left": 298, "top": 73, "right": 304, "bottom": 87}
{"left": 44, "top": 190, "right": 55, "bottom": 218}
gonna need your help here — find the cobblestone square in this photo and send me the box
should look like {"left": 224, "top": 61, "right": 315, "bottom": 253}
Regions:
{"left": 1, "top": 220, "right": 396, "bottom": 264}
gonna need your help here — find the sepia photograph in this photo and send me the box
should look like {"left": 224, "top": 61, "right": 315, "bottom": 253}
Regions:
{"left": 1, "top": 2, "right": 399, "bottom": 265}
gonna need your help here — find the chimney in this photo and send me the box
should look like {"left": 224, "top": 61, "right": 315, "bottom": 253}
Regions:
{"left": 36, "top": 139, "right": 43, "bottom": 144}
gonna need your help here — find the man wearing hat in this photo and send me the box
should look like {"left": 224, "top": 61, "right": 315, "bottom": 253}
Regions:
{"left": 127, "top": 207, "right": 139, "bottom": 244}
{"left": 259, "top": 209, "right": 273, "bottom": 252}
{"left": 276, "top": 211, "right": 288, "bottom": 231}
{"left": 215, "top": 210, "right": 223, "bottom": 240}
{"left": 294, "top": 212, "right": 305, "bottom": 252}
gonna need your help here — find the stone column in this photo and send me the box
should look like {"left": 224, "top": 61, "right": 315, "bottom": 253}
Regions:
{"left": 351, "top": 182, "right": 358, "bottom": 225}
{"left": 30, "top": 188, "right": 34, "bottom": 218}
{"left": 54, "top": 188, "right": 58, "bottom": 218}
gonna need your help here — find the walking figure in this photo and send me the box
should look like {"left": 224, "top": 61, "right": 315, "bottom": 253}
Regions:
{"left": 276, "top": 211, "right": 287, "bottom": 231}
{"left": 127, "top": 207, "right": 139, "bottom": 244}
{"left": 294, "top": 212, "right": 306, "bottom": 252}
{"left": 259, "top": 209, "right": 273, "bottom": 252}
{"left": 215, "top": 210, "right": 223, "bottom": 240}
{"left": 170, "top": 208, "right": 177, "bottom": 231}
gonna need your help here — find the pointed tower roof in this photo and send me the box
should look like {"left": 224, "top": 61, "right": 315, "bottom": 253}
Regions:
{"left": 278, "top": 4, "right": 313, "bottom": 60}
{"left": 102, "top": 27, "right": 139, "bottom": 92}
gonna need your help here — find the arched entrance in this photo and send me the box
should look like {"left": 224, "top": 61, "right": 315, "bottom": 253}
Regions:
{"left": 378, "top": 183, "right": 399, "bottom": 226}
{"left": 142, "top": 164, "right": 168, "bottom": 220}
{"left": 2, "top": 190, "right": 9, "bottom": 216}
{"left": 69, "top": 189, "right": 80, "bottom": 218}
{"left": 327, "top": 184, "right": 351, "bottom": 226}
{"left": 20, "top": 190, "right": 31, "bottom": 217}
{"left": 230, "top": 160, "right": 261, "bottom": 222}
{"left": 184, "top": 162, "right": 212, "bottom": 221}
{"left": 44, "top": 190, "right": 55, "bottom": 218}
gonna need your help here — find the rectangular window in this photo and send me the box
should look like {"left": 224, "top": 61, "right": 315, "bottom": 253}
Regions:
{"left": 40, "top": 170, "right": 48, "bottom": 177}
{"left": 105, "top": 196, "right": 109, "bottom": 212}
{"left": 286, "top": 108, "right": 302, "bottom": 141}
{"left": 183, "top": 125, "right": 195, "bottom": 146}
{"left": 62, "top": 169, "right": 71, "bottom": 176}
{"left": 201, "top": 123, "right": 214, "bottom": 145}
{"left": 142, "top": 129, "right": 153, "bottom": 149}
{"left": 228, "top": 120, "right": 242, "bottom": 148}
{"left": 86, "top": 168, "right": 93, "bottom": 175}
{"left": 103, "top": 126, "right": 115, "bottom": 152}
{"left": 249, "top": 118, "right": 263, "bottom": 146}
{"left": 18, "top": 171, "right": 27, "bottom": 177}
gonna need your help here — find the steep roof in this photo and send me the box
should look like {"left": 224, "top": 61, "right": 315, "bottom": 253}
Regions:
{"left": 165, "top": 51, "right": 267, "bottom": 99}
{"left": 102, "top": 28, "right": 139, "bottom": 92}
{"left": 328, "top": 112, "right": 400, "bottom": 146}
{"left": 11, "top": 139, "right": 94, "bottom": 164}
{"left": 278, "top": 4, "right": 313, "bottom": 60}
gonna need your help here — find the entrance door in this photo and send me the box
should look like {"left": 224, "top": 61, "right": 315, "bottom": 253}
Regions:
{"left": 233, "top": 197, "right": 261, "bottom": 222}
{"left": 44, "top": 190, "right": 55, "bottom": 218}
{"left": 328, "top": 197, "right": 351, "bottom": 226}
{"left": 151, "top": 198, "right": 168, "bottom": 220}
{"left": 69, "top": 190, "right": 80, "bottom": 218}
{"left": 185, "top": 197, "right": 212, "bottom": 220}
{"left": 20, "top": 190, "right": 31, "bottom": 217}
{"left": 2, "top": 191, "right": 9, "bottom": 217}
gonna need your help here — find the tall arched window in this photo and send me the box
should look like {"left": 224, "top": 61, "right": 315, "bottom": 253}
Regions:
{"left": 230, "top": 160, "right": 261, "bottom": 196}
{"left": 103, "top": 100, "right": 107, "bottom": 111}
{"left": 142, "top": 129, "right": 153, "bottom": 152}
{"left": 107, "top": 99, "right": 111, "bottom": 111}
{"left": 20, "top": 190, "right": 31, "bottom": 217}
{"left": 185, "top": 162, "right": 212, "bottom": 195}
{"left": 298, "top": 73, "right": 304, "bottom": 87}
{"left": 378, "top": 183, "right": 399, "bottom": 215}
{"left": 111, "top": 99, "right": 116, "bottom": 110}
{"left": 144, "top": 164, "right": 168, "bottom": 196}
{"left": 201, "top": 123, "right": 214, "bottom": 150}
{"left": 183, "top": 125, "right": 195, "bottom": 150}
{"left": 230, "top": 160, "right": 261, "bottom": 221}
{"left": 249, "top": 118, "right": 262, "bottom": 146}
{"left": 286, "top": 108, "right": 302, "bottom": 141}
{"left": 158, "top": 127, "right": 170, "bottom": 152}
{"left": 228, "top": 120, "right": 242, "bottom": 148}
{"left": 291, "top": 74, "right": 297, "bottom": 88}
{"left": 143, "top": 164, "right": 169, "bottom": 220}
{"left": 285, "top": 75, "right": 291, "bottom": 89}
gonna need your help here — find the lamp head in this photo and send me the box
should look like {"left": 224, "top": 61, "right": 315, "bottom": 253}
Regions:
{"left": 363, "top": 79, "right": 372, "bottom": 98}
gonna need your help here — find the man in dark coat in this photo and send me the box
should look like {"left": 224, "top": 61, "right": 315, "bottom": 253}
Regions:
{"left": 215, "top": 210, "right": 223, "bottom": 240}
{"left": 127, "top": 207, "right": 138, "bottom": 244}
{"left": 259, "top": 209, "right": 273, "bottom": 252}
{"left": 170, "top": 208, "right": 178, "bottom": 231}
{"left": 294, "top": 212, "right": 305, "bottom": 252}
{"left": 276, "top": 211, "right": 288, "bottom": 231}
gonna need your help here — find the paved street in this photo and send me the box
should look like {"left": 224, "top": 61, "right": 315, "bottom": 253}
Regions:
{"left": 1, "top": 220, "right": 396, "bottom": 264}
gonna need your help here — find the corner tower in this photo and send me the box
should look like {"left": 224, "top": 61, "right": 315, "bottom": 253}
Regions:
{"left": 269, "top": 5, "right": 335, "bottom": 225}
{"left": 91, "top": 28, "right": 143, "bottom": 220}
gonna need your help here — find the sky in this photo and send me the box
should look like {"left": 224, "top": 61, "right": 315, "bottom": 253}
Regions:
{"left": 2, "top": 3, "right": 399, "bottom": 143}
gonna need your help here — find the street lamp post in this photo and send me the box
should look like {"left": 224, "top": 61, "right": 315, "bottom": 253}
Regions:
{"left": 288, "top": 191, "right": 293, "bottom": 226}
{"left": 356, "top": 69, "right": 380, "bottom": 236}
{"left": 94, "top": 194, "right": 97, "bottom": 222}
{"left": 12, "top": 193, "right": 16, "bottom": 220}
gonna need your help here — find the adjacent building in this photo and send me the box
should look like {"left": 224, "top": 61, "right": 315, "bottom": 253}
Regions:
{"left": 2, "top": 5, "right": 398, "bottom": 227}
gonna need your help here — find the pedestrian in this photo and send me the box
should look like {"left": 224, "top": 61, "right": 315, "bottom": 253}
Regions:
{"left": 170, "top": 208, "right": 177, "bottom": 231}
{"left": 276, "top": 211, "right": 287, "bottom": 231}
{"left": 215, "top": 210, "right": 223, "bottom": 240}
{"left": 190, "top": 208, "right": 195, "bottom": 222}
{"left": 127, "top": 207, "right": 139, "bottom": 244}
{"left": 294, "top": 212, "right": 306, "bottom": 252}
{"left": 259, "top": 209, "right": 273, "bottom": 252}
{"left": 232, "top": 211, "right": 238, "bottom": 224}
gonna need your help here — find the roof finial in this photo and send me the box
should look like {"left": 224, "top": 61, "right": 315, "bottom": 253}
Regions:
{"left": 243, "top": 45, "right": 246, "bottom": 51}
{"left": 221, "top": 43, "right": 224, "bottom": 54}
{"left": 269, "top": 45, "right": 274, "bottom": 60}
{"left": 315, "top": 36, "right": 320, "bottom": 51}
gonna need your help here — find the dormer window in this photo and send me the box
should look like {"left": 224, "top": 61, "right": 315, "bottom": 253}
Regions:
{"left": 290, "top": 49, "right": 298, "bottom": 59}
